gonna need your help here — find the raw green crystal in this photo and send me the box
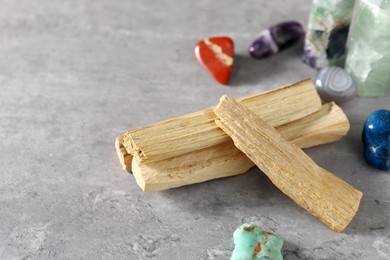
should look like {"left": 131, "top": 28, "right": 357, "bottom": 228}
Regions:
{"left": 345, "top": 0, "right": 390, "bottom": 96}
{"left": 231, "top": 224, "right": 284, "bottom": 260}
{"left": 303, "top": 0, "right": 356, "bottom": 70}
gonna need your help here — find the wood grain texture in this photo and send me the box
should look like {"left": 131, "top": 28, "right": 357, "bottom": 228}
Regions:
{"left": 214, "top": 95, "right": 362, "bottom": 232}
{"left": 130, "top": 102, "right": 350, "bottom": 192}
{"left": 277, "top": 102, "right": 350, "bottom": 148}
{"left": 115, "top": 136, "right": 133, "bottom": 172}
{"left": 123, "top": 79, "right": 321, "bottom": 164}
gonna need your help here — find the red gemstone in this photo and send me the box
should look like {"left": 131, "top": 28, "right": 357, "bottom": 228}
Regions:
{"left": 195, "top": 36, "right": 234, "bottom": 85}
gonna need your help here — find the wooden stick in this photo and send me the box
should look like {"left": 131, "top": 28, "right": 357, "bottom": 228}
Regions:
{"left": 277, "top": 102, "right": 351, "bottom": 149}
{"left": 115, "top": 136, "right": 133, "bottom": 172}
{"left": 123, "top": 79, "right": 321, "bottom": 164}
{"left": 214, "top": 95, "right": 362, "bottom": 232}
{"left": 130, "top": 102, "right": 350, "bottom": 192}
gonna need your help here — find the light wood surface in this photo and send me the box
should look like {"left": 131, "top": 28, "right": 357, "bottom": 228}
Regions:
{"left": 123, "top": 79, "right": 321, "bottom": 164}
{"left": 115, "top": 136, "right": 133, "bottom": 172}
{"left": 123, "top": 103, "right": 350, "bottom": 192}
{"left": 214, "top": 95, "right": 362, "bottom": 232}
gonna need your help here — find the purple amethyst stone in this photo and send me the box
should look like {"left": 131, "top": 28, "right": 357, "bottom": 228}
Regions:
{"left": 249, "top": 21, "right": 305, "bottom": 59}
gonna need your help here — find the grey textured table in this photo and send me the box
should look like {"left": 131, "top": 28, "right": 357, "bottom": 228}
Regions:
{"left": 1, "top": 1, "right": 389, "bottom": 259}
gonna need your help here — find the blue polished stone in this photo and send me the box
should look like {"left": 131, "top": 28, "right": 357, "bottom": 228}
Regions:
{"left": 362, "top": 110, "right": 390, "bottom": 171}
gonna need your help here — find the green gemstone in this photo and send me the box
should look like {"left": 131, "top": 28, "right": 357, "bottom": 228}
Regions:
{"left": 231, "top": 224, "right": 284, "bottom": 260}
{"left": 345, "top": 0, "right": 390, "bottom": 97}
{"left": 303, "top": 0, "right": 355, "bottom": 69}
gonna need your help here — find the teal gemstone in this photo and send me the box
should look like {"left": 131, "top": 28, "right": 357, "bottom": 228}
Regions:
{"left": 231, "top": 224, "right": 284, "bottom": 260}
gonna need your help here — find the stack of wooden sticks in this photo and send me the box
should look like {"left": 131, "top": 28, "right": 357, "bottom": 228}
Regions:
{"left": 115, "top": 79, "right": 362, "bottom": 232}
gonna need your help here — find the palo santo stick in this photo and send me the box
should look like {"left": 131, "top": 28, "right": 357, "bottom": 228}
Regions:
{"left": 115, "top": 136, "right": 133, "bottom": 172}
{"left": 131, "top": 102, "right": 350, "bottom": 192}
{"left": 123, "top": 79, "right": 321, "bottom": 164}
{"left": 277, "top": 102, "right": 350, "bottom": 149}
{"left": 214, "top": 96, "right": 362, "bottom": 232}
